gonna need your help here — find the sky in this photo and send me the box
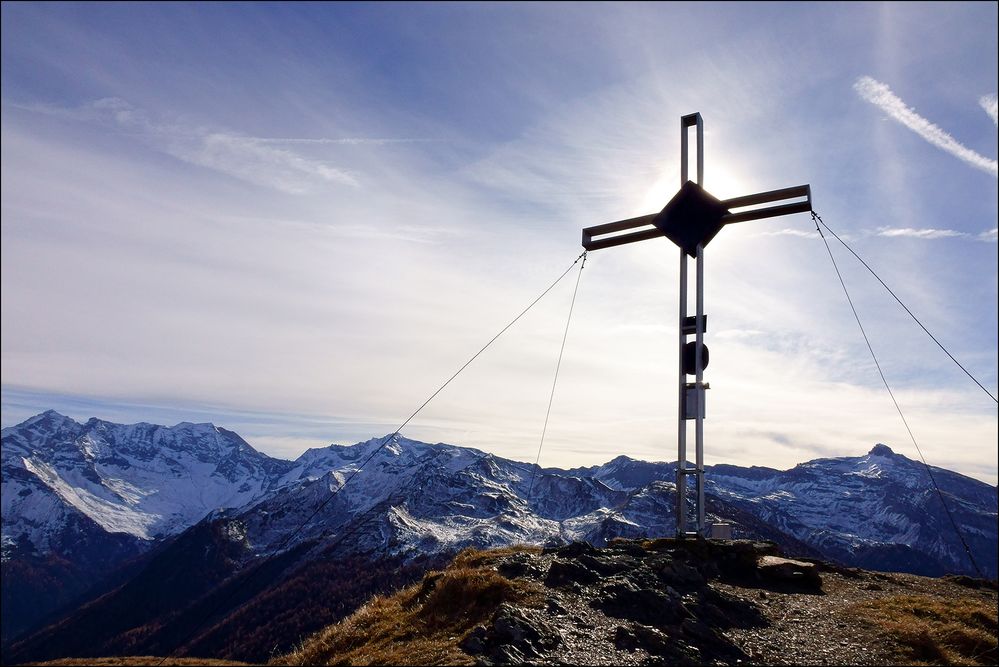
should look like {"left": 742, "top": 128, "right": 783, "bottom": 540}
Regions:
{"left": 2, "top": 2, "right": 997, "bottom": 484}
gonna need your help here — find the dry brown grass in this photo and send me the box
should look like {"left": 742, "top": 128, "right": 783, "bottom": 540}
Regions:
{"left": 274, "top": 546, "right": 543, "bottom": 666}
{"left": 24, "top": 658, "right": 257, "bottom": 666}
{"left": 850, "top": 594, "right": 998, "bottom": 666}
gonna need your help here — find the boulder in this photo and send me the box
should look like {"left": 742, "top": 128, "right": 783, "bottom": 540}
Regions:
{"left": 756, "top": 555, "right": 822, "bottom": 589}
{"left": 545, "top": 558, "right": 600, "bottom": 587}
{"left": 461, "top": 603, "right": 562, "bottom": 663}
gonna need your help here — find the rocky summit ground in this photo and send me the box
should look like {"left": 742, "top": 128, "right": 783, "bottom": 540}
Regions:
{"left": 282, "top": 538, "right": 998, "bottom": 666}
{"left": 509, "top": 540, "right": 997, "bottom": 666}
{"left": 25, "top": 539, "right": 999, "bottom": 666}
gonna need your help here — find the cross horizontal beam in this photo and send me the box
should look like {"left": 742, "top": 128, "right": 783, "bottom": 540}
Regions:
{"left": 582, "top": 184, "right": 811, "bottom": 251}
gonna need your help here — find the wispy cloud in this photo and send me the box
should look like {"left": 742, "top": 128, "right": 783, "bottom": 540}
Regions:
{"left": 981, "top": 94, "right": 998, "bottom": 126}
{"left": 755, "top": 228, "right": 819, "bottom": 239}
{"left": 854, "top": 76, "right": 998, "bottom": 177}
{"left": 172, "top": 132, "right": 359, "bottom": 193}
{"left": 752, "top": 228, "right": 864, "bottom": 242}
{"left": 13, "top": 98, "right": 360, "bottom": 193}
{"left": 243, "top": 137, "right": 432, "bottom": 146}
{"left": 876, "top": 226, "right": 967, "bottom": 239}
{"left": 873, "top": 226, "right": 997, "bottom": 241}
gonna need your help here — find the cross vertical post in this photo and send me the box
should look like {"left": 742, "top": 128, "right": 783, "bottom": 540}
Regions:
{"left": 678, "top": 112, "right": 707, "bottom": 538}
{"left": 580, "top": 113, "right": 811, "bottom": 540}
{"left": 677, "top": 112, "right": 706, "bottom": 536}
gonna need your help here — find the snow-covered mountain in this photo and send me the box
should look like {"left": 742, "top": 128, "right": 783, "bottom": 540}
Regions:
{"left": 212, "top": 435, "right": 994, "bottom": 580}
{"left": 583, "top": 444, "right": 997, "bottom": 578}
{"left": 706, "top": 443, "right": 998, "bottom": 577}
{"left": 2, "top": 411, "right": 996, "bottom": 645}
{"left": 226, "top": 436, "right": 635, "bottom": 560}
{"left": 0, "top": 410, "right": 294, "bottom": 640}
{"left": 4, "top": 412, "right": 995, "bottom": 575}
{"left": 1, "top": 410, "right": 294, "bottom": 553}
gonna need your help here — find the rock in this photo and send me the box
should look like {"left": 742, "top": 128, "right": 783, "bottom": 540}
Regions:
{"left": 606, "top": 538, "right": 648, "bottom": 557}
{"left": 756, "top": 555, "right": 822, "bottom": 589}
{"left": 492, "top": 606, "right": 532, "bottom": 644}
{"left": 554, "top": 541, "right": 598, "bottom": 558}
{"left": 631, "top": 624, "right": 674, "bottom": 655}
{"left": 615, "top": 623, "right": 699, "bottom": 663}
{"left": 591, "top": 579, "right": 683, "bottom": 628}
{"left": 490, "top": 644, "right": 525, "bottom": 664}
{"left": 661, "top": 560, "right": 704, "bottom": 587}
{"left": 546, "top": 596, "right": 569, "bottom": 615}
{"left": 715, "top": 540, "right": 780, "bottom": 578}
{"left": 498, "top": 553, "right": 544, "bottom": 580}
{"left": 493, "top": 604, "right": 562, "bottom": 653}
{"left": 578, "top": 552, "right": 640, "bottom": 576}
{"left": 680, "top": 617, "right": 716, "bottom": 642}
{"left": 545, "top": 558, "right": 600, "bottom": 587}
{"left": 624, "top": 565, "right": 668, "bottom": 591}
{"left": 698, "top": 601, "right": 730, "bottom": 627}
{"left": 944, "top": 574, "right": 998, "bottom": 590}
{"left": 613, "top": 625, "right": 639, "bottom": 651}
{"left": 459, "top": 625, "right": 488, "bottom": 655}
{"left": 460, "top": 604, "right": 562, "bottom": 663}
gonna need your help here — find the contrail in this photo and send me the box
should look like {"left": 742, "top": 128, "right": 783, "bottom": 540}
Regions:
{"left": 242, "top": 137, "right": 432, "bottom": 145}
{"left": 876, "top": 226, "right": 966, "bottom": 240}
{"left": 981, "top": 94, "right": 998, "bottom": 126}
{"left": 854, "top": 76, "right": 997, "bottom": 177}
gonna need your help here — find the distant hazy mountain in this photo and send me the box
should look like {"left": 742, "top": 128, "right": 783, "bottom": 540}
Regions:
{"left": 2, "top": 411, "right": 995, "bottom": 660}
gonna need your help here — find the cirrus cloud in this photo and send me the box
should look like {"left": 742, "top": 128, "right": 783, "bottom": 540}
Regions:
{"left": 854, "top": 77, "right": 997, "bottom": 177}
{"left": 12, "top": 97, "right": 361, "bottom": 193}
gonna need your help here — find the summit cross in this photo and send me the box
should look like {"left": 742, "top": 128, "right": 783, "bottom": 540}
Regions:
{"left": 581, "top": 113, "right": 812, "bottom": 537}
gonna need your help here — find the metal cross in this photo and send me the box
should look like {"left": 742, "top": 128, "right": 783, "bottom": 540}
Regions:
{"left": 581, "top": 113, "right": 812, "bottom": 538}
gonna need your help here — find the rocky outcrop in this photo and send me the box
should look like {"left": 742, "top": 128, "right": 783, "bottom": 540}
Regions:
{"left": 460, "top": 538, "right": 807, "bottom": 665}
{"left": 280, "top": 538, "right": 998, "bottom": 666}
{"left": 756, "top": 555, "right": 822, "bottom": 589}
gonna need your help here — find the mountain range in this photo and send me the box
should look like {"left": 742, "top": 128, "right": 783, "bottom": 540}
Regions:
{"left": 2, "top": 410, "right": 995, "bottom": 662}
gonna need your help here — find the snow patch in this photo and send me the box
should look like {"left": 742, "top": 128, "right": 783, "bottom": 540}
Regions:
{"left": 23, "top": 457, "right": 158, "bottom": 539}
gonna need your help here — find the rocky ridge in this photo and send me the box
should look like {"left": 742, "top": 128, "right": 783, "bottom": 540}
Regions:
{"left": 459, "top": 539, "right": 820, "bottom": 665}
{"left": 404, "top": 539, "right": 997, "bottom": 666}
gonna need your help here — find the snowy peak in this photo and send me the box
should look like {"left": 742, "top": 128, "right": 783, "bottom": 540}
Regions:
{"left": 560, "top": 454, "right": 677, "bottom": 493}
{"left": 2, "top": 413, "right": 295, "bottom": 549}
{"left": 2, "top": 410, "right": 82, "bottom": 454}
{"left": 286, "top": 434, "right": 486, "bottom": 484}
{"left": 22, "top": 409, "right": 76, "bottom": 428}
{"left": 868, "top": 443, "right": 896, "bottom": 457}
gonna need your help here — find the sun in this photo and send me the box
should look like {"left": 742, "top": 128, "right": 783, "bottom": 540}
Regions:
{"left": 639, "top": 164, "right": 749, "bottom": 213}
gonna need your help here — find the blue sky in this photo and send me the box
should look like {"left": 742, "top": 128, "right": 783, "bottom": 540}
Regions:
{"left": 2, "top": 2, "right": 997, "bottom": 483}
